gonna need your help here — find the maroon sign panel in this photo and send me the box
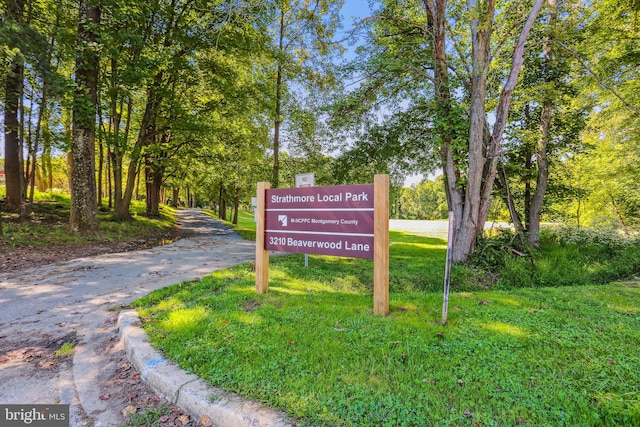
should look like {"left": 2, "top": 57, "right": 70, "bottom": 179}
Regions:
{"left": 265, "top": 184, "right": 374, "bottom": 258}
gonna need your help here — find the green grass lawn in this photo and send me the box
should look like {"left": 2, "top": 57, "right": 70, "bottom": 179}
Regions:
{"left": 0, "top": 190, "right": 176, "bottom": 248}
{"left": 134, "top": 225, "right": 640, "bottom": 426}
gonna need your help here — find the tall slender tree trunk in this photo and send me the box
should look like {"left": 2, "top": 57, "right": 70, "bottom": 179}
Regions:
{"left": 4, "top": 0, "right": 25, "bottom": 212}
{"left": 97, "top": 107, "right": 105, "bottom": 206}
{"left": 28, "top": 84, "right": 47, "bottom": 208}
{"left": 527, "top": 0, "right": 557, "bottom": 247}
{"left": 172, "top": 188, "right": 179, "bottom": 207}
{"left": 233, "top": 185, "right": 239, "bottom": 225}
{"left": 145, "top": 152, "right": 164, "bottom": 216}
{"left": 496, "top": 166, "right": 526, "bottom": 236}
{"left": 107, "top": 147, "right": 112, "bottom": 208}
{"left": 69, "top": 0, "right": 100, "bottom": 234}
{"left": 477, "top": 0, "right": 545, "bottom": 235}
{"left": 454, "top": 0, "right": 495, "bottom": 261}
{"left": 116, "top": 74, "right": 162, "bottom": 220}
{"left": 272, "top": 8, "right": 285, "bottom": 188}
{"left": 527, "top": 98, "right": 552, "bottom": 246}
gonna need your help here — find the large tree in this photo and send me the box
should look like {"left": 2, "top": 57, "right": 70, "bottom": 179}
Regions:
{"left": 2, "top": 0, "right": 25, "bottom": 211}
{"left": 332, "top": 0, "right": 545, "bottom": 261}
{"left": 498, "top": 0, "right": 588, "bottom": 246}
{"left": 268, "top": 0, "right": 342, "bottom": 187}
{"left": 69, "top": 0, "right": 100, "bottom": 233}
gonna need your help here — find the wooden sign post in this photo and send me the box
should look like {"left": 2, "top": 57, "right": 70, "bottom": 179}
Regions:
{"left": 255, "top": 181, "right": 270, "bottom": 294}
{"left": 255, "top": 175, "right": 389, "bottom": 315}
{"left": 373, "top": 174, "right": 389, "bottom": 316}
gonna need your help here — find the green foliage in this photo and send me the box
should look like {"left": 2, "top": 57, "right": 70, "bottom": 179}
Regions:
{"left": 397, "top": 178, "right": 448, "bottom": 220}
{"left": 120, "top": 404, "right": 172, "bottom": 427}
{"left": 54, "top": 342, "right": 75, "bottom": 357}
{"left": 470, "top": 227, "right": 640, "bottom": 290}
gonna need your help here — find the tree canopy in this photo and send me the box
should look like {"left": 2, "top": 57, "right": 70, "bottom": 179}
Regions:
{"left": 1, "top": 0, "right": 638, "bottom": 257}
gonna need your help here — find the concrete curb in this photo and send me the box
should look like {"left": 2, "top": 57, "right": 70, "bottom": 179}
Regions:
{"left": 117, "top": 310, "right": 294, "bottom": 427}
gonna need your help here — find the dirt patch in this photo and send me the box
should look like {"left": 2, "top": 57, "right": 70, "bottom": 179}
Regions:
{"left": 0, "top": 199, "right": 186, "bottom": 273}
{"left": 103, "top": 337, "right": 208, "bottom": 427}
{"left": 0, "top": 331, "right": 77, "bottom": 370}
{"left": 242, "top": 300, "right": 262, "bottom": 313}
{"left": 0, "top": 227, "right": 186, "bottom": 273}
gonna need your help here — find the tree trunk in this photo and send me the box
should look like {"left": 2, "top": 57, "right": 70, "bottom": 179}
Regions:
{"left": 4, "top": 0, "right": 24, "bottom": 212}
{"left": 69, "top": 0, "right": 100, "bottom": 234}
{"left": 452, "top": 0, "right": 495, "bottom": 262}
{"left": 97, "top": 109, "right": 104, "bottom": 206}
{"left": 116, "top": 74, "right": 162, "bottom": 220}
{"left": 527, "top": 98, "right": 552, "bottom": 246}
{"left": 107, "top": 147, "right": 112, "bottom": 208}
{"left": 28, "top": 82, "right": 46, "bottom": 208}
{"left": 218, "top": 184, "right": 227, "bottom": 220}
{"left": 477, "top": 0, "right": 545, "bottom": 236}
{"left": 423, "top": 0, "right": 544, "bottom": 262}
{"left": 217, "top": 183, "right": 223, "bottom": 217}
{"left": 496, "top": 166, "right": 526, "bottom": 236}
{"left": 424, "top": 0, "right": 464, "bottom": 250}
{"left": 607, "top": 188, "right": 630, "bottom": 237}
{"left": 233, "top": 185, "right": 239, "bottom": 225}
{"left": 144, "top": 153, "right": 164, "bottom": 216}
{"left": 272, "top": 8, "right": 285, "bottom": 188}
{"left": 527, "top": 0, "right": 557, "bottom": 247}
{"left": 172, "top": 188, "right": 179, "bottom": 207}
{"left": 111, "top": 97, "right": 131, "bottom": 218}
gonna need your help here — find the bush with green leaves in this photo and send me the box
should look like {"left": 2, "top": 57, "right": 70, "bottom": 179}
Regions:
{"left": 470, "top": 227, "right": 640, "bottom": 290}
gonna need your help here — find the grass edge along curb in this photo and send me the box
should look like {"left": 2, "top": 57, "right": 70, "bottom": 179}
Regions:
{"left": 133, "top": 243, "right": 640, "bottom": 427}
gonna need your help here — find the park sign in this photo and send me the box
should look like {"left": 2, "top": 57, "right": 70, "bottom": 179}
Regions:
{"left": 255, "top": 175, "right": 390, "bottom": 315}
{"left": 265, "top": 184, "right": 374, "bottom": 258}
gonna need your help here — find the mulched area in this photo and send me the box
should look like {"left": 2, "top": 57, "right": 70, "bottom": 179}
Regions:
{"left": 0, "top": 236, "right": 179, "bottom": 273}
{"left": 0, "top": 198, "right": 184, "bottom": 273}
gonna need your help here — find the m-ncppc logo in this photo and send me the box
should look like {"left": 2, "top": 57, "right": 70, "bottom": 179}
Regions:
{"left": 1, "top": 404, "right": 69, "bottom": 426}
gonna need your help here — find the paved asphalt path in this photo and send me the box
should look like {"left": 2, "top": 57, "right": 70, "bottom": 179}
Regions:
{"left": 0, "top": 210, "right": 255, "bottom": 426}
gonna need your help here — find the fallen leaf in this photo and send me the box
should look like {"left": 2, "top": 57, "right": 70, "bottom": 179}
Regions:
{"left": 464, "top": 409, "right": 473, "bottom": 417}
{"left": 179, "top": 414, "right": 190, "bottom": 425}
{"left": 608, "top": 359, "right": 615, "bottom": 365}
{"left": 595, "top": 328, "right": 603, "bottom": 334}
{"left": 121, "top": 405, "right": 137, "bottom": 417}
{"left": 516, "top": 417, "right": 527, "bottom": 424}
{"left": 99, "top": 393, "right": 110, "bottom": 400}
{"left": 201, "top": 415, "right": 213, "bottom": 427}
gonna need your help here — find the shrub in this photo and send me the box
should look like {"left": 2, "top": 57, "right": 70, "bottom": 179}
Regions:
{"left": 470, "top": 226, "right": 640, "bottom": 289}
